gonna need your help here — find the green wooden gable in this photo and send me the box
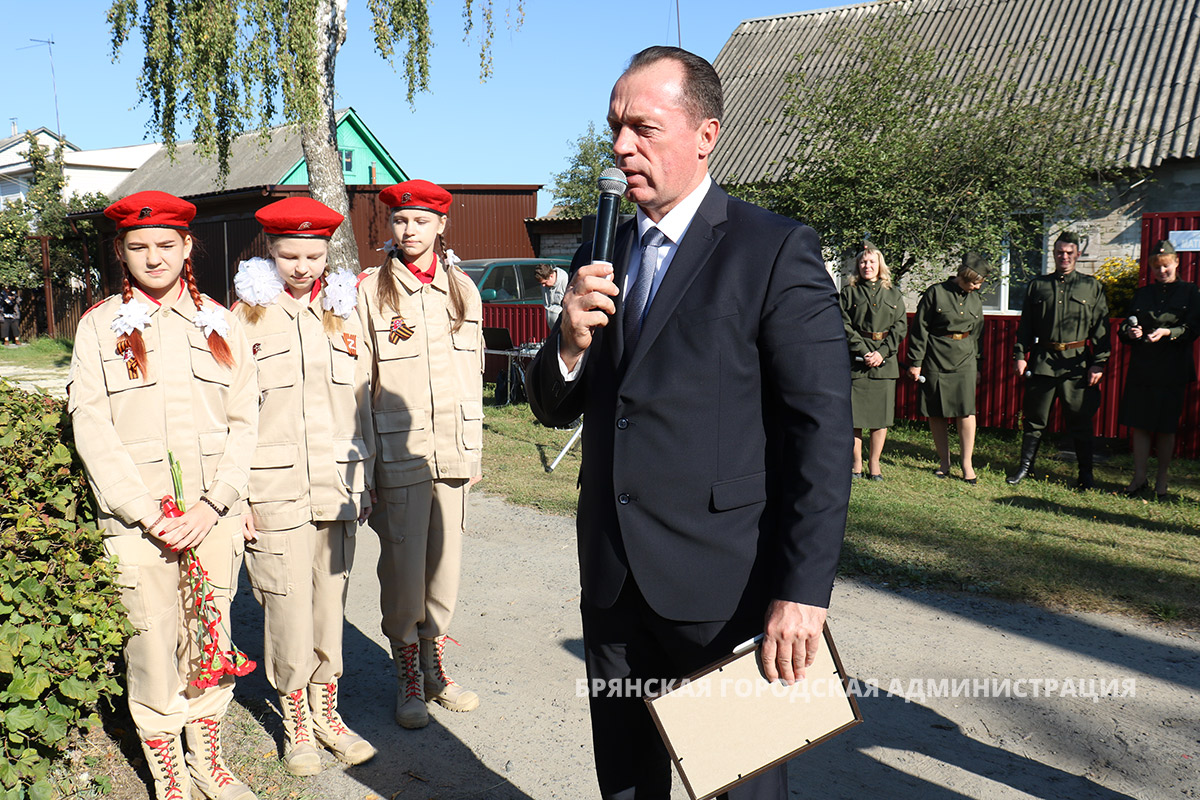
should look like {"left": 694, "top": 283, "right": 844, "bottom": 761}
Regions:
{"left": 280, "top": 108, "right": 407, "bottom": 186}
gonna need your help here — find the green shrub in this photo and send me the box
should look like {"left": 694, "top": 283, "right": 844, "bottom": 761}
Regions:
{"left": 0, "top": 380, "right": 132, "bottom": 799}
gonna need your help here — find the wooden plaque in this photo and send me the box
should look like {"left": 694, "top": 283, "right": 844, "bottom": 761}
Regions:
{"left": 645, "top": 625, "right": 862, "bottom": 800}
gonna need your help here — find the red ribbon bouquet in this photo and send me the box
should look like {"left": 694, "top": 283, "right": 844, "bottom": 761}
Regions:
{"left": 164, "top": 454, "right": 256, "bottom": 688}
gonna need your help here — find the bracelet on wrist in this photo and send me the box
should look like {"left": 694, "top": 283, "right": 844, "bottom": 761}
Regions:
{"left": 199, "top": 496, "right": 228, "bottom": 517}
{"left": 142, "top": 511, "right": 166, "bottom": 534}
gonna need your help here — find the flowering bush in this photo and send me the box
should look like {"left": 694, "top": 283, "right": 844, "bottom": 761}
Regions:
{"left": 1094, "top": 255, "right": 1141, "bottom": 317}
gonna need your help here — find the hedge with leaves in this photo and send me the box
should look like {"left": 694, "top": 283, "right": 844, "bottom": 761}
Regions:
{"left": 0, "top": 380, "right": 131, "bottom": 799}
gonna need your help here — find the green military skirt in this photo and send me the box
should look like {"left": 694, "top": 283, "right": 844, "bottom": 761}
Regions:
{"left": 918, "top": 368, "right": 977, "bottom": 418}
{"left": 851, "top": 376, "right": 895, "bottom": 429}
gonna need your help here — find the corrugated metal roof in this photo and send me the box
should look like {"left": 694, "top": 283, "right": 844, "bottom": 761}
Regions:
{"left": 710, "top": 0, "right": 1200, "bottom": 184}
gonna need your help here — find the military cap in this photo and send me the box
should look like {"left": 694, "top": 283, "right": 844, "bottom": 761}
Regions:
{"left": 255, "top": 197, "right": 344, "bottom": 239}
{"left": 961, "top": 252, "right": 992, "bottom": 278}
{"left": 1054, "top": 230, "right": 1081, "bottom": 247}
{"left": 378, "top": 180, "right": 452, "bottom": 215}
{"left": 1150, "top": 239, "right": 1177, "bottom": 257}
{"left": 104, "top": 191, "right": 196, "bottom": 231}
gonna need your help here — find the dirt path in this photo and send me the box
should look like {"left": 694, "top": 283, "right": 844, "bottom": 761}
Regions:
{"left": 225, "top": 492, "right": 1198, "bottom": 800}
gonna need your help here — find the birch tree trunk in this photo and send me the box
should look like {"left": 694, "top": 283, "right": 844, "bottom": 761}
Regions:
{"left": 301, "top": 0, "right": 360, "bottom": 273}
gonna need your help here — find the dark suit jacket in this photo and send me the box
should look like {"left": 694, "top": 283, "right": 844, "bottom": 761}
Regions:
{"left": 526, "top": 184, "right": 851, "bottom": 622}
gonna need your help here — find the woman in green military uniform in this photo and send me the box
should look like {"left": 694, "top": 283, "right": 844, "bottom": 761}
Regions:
{"left": 840, "top": 244, "right": 907, "bottom": 480}
{"left": 1117, "top": 240, "right": 1200, "bottom": 498}
{"left": 907, "top": 254, "right": 989, "bottom": 483}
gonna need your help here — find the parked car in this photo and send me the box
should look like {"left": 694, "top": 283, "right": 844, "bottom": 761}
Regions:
{"left": 458, "top": 258, "right": 571, "bottom": 304}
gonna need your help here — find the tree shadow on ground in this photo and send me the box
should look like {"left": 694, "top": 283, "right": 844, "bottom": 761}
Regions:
{"left": 788, "top": 687, "right": 1138, "bottom": 799}
{"left": 997, "top": 495, "right": 1200, "bottom": 537}
{"left": 231, "top": 577, "right": 536, "bottom": 800}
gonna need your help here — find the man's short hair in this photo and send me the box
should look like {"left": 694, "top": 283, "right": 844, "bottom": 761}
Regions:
{"left": 626, "top": 46, "right": 723, "bottom": 125}
{"left": 534, "top": 263, "right": 558, "bottom": 281}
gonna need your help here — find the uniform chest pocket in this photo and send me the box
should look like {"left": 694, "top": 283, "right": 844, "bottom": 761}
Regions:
{"left": 253, "top": 334, "right": 296, "bottom": 390}
{"left": 373, "top": 321, "right": 421, "bottom": 361}
{"left": 451, "top": 319, "right": 480, "bottom": 351}
{"left": 329, "top": 334, "right": 357, "bottom": 385}
{"left": 190, "top": 334, "right": 232, "bottom": 386}
{"left": 99, "top": 338, "right": 158, "bottom": 393}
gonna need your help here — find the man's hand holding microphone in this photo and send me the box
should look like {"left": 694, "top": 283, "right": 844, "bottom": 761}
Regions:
{"left": 560, "top": 169, "right": 627, "bottom": 373}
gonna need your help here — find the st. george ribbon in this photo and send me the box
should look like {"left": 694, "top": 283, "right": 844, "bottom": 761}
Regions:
{"left": 593, "top": 167, "right": 628, "bottom": 266}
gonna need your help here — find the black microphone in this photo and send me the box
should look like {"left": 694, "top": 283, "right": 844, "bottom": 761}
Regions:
{"left": 592, "top": 167, "right": 628, "bottom": 266}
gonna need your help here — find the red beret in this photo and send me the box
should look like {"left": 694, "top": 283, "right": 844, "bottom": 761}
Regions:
{"left": 104, "top": 191, "right": 196, "bottom": 231}
{"left": 255, "top": 197, "right": 344, "bottom": 239}
{"left": 378, "top": 180, "right": 452, "bottom": 215}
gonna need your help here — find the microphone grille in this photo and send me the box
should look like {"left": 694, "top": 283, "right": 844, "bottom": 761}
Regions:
{"left": 598, "top": 167, "right": 628, "bottom": 195}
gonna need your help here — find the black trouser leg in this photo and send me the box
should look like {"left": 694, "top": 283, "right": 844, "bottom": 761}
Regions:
{"left": 1074, "top": 437, "right": 1095, "bottom": 489}
{"left": 581, "top": 579, "right": 786, "bottom": 800}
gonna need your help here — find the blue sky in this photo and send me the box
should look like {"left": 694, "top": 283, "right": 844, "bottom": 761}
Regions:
{"left": 6, "top": 0, "right": 826, "bottom": 215}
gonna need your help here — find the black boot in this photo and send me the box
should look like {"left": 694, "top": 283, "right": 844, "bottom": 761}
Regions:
{"left": 1006, "top": 433, "right": 1041, "bottom": 485}
{"left": 1075, "top": 438, "right": 1095, "bottom": 490}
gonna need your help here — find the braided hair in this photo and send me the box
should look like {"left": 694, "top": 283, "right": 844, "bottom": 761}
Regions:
{"left": 375, "top": 226, "right": 467, "bottom": 333}
{"left": 116, "top": 231, "right": 235, "bottom": 379}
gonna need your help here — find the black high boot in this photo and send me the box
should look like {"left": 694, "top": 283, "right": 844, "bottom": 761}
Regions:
{"left": 1075, "top": 437, "right": 1095, "bottom": 490}
{"left": 1006, "top": 433, "right": 1042, "bottom": 485}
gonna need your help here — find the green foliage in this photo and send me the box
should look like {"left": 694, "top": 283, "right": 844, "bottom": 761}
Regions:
{"left": 550, "top": 121, "right": 635, "bottom": 217}
{"left": 1094, "top": 255, "right": 1140, "bottom": 317}
{"left": 108, "top": 0, "right": 525, "bottom": 179}
{"left": 0, "top": 133, "right": 108, "bottom": 289}
{"left": 0, "top": 382, "right": 132, "bottom": 797}
{"left": 736, "top": 16, "right": 1139, "bottom": 288}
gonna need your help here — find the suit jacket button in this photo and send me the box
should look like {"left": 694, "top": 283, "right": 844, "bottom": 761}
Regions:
{"left": 618, "top": 493, "right": 630, "bottom": 504}
{"left": 617, "top": 418, "right": 629, "bottom": 429}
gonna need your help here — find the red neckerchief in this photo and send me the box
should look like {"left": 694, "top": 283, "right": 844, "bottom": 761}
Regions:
{"left": 285, "top": 277, "right": 322, "bottom": 302}
{"left": 404, "top": 253, "right": 438, "bottom": 285}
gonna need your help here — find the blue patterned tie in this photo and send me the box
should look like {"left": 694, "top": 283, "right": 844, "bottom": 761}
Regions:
{"left": 623, "top": 227, "right": 666, "bottom": 353}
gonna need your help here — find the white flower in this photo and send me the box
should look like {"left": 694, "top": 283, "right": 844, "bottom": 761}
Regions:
{"left": 233, "top": 257, "right": 284, "bottom": 307}
{"left": 110, "top": 299, "right": 152, "bottom": 337}
{"left": 194, "top": 307, "right": 230, "bottom": 339}
{"left": 322, "top": 269, "right": 358, "bottom": 318}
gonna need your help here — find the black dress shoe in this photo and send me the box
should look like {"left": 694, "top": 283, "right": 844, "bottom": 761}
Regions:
{"left": 1122, "top": 481, "right": 1148, "bottom": 496}
{"left": 867, "top": 474, "right": 883, "bottom": 482}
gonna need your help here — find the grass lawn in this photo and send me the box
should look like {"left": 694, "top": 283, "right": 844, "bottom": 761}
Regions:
{"left": 481, "top": 387, "right": 1200, "bottom": 627}
{"left": 0, "top": 336, "right": 74, "bottom": 368}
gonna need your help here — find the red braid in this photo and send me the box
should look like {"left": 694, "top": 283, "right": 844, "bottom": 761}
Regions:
{"left": 183, "top": 258, "right": 235, "bottom": 367}
{"left": 118, "top": 272, "right": 149, "bottom": 380}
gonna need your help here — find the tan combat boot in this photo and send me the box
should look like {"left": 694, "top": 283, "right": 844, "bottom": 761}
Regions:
{"left": 182, "top": 717, "right": 258, "bottom": 799}
{"left": 140, "top": 735, "right": 192, "bottom": 800}
{"left": 308, "top": 681, "right": 377, "bottom": 765}
{"left": 278, "top": 688, "right": 322, "bottom": 776}
{"left": 392, "top": 642, "right": 428, "bottom": 729}
{"left": 421, "top": 635, "right": 479, "bottom": 712}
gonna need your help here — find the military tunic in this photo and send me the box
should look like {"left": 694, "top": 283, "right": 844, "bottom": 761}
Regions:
{"left": 1117, "top": 280, "right": 1200, "bottom": 433}
{"left": 68, "top": 283, "right": 257, "bottom": 739}
{"left": 1012, "top": 270, "right": 1111, "bottom": 437}
{"left": 840, "top": 279, "right": 906, "bottom": 429}
{"left": 907, "top": 278, "right": 985, "bottom": 417}
{"left": 239, "top": 283, "right": 375, "bottom": 693}
{"left": 357, "top": 254, "right": 484, "bottom": 647}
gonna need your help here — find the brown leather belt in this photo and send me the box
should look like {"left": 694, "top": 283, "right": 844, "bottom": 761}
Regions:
{"left": 941, "top": 332, "right": 970, "bottom": 340}
{"left": 857, "top": 329, "right": 887, "bottom": 341}
{"left": 1047, "top": 339, "right": 1088, "bottom": 351}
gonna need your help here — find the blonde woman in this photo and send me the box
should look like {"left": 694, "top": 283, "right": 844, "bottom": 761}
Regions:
{"left": 839, "top": 244, "right": 907, "bottom": 479}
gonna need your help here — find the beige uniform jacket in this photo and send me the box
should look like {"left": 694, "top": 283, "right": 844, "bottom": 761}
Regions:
{"left": 239, "top": 287, "right": 374, "bottom": 531}
{"left": 68, "top": 284, "right": 258, "bottom": 534}
{"left": 357, "top": 255, "right": 484, "bottom": 488}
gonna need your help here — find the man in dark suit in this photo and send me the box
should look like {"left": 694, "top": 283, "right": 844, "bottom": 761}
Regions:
{"left": 526, "top": 46, "right": 851, "bottom": 800}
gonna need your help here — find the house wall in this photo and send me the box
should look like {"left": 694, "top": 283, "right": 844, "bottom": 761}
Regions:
{"left": 281, "top": 120, "right": 404, "bottom": 187}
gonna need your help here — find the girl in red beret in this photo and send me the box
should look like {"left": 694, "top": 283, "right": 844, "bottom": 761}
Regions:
{"left": 357, "top": 180, "right": 484, "bottom": 729}
{"left": 68, "top": 190, "right": 260, "bottom": 800}
{"left": 233, "top": 196, "right": 377, "bottom": 773}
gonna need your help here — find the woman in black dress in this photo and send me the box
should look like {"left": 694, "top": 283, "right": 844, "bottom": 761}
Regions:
{"left": 1117, "top": 240, "right": 1200, "bottom": 498}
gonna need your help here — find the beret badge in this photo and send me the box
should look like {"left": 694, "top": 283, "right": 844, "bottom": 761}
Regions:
{"left": 138, "top": 207, "right": 153, "bottom": 219}
{"left": 401, "top": 192, "right": 412, "bottom": 203}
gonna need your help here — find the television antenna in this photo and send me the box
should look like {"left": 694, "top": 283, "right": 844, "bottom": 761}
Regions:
{"left": 18, "top": 37, "right": 62, "bottom": 141}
